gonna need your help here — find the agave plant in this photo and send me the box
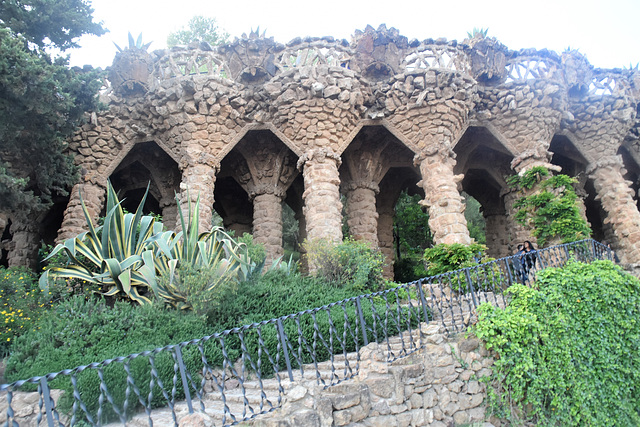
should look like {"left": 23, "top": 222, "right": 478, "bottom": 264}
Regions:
{"left": 40, "top": 182, "right": 161, "bottom": 304}
{"left": 113, "top": 32, "right": 152, "bottom": 53}
{"left": 144, "top": 192, "right": 249, "bottom": 311}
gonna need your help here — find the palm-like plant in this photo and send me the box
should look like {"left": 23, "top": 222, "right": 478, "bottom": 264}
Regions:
{"left": 40, "top": 182, "right": 160, "bottom": 304}
{"left": 144, "top": 192, "right": 247, "bottom": 311}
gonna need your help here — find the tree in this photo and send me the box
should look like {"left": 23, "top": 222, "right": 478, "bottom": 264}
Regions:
{"left": 167, "top": 16, "right": 229, "bottom": 48}
{"left": 0, "top": 0, "right": 107, "bottom": 49}
{"left": 0, "top": 1, "right": 106, "bottom": 214}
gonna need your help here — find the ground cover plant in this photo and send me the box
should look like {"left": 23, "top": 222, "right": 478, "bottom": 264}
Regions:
{"left": 474, "top": 260, "right": 640, "bottom": 426}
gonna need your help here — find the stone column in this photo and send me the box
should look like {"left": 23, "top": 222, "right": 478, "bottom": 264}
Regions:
{"left": 7, "top": 219, "right": 39, "bottom": 269}
{"left": 344, "top": 182, "right": 380, "bottom": 247}
{"left": 502, "top": 188, "right": 534, "bottom": 251}
{"left": 160, "top": 196, "right": 178, "bottom": 231}
{"left": 251, "top": 189, "right": 285, "bottom": 262}
{"left": 588, "top": 156, "right": 640, "bottom": 266}
{"left": 177, "top": 154, "right": 219, "bottom": 233}
{"left": 57, "top": 180, "right": 107, "bottom": 242}
{"left": 415, "top": 149, "right": 470, "bottom": 245}
{"left": 298, "top": 148, "right": 343, "bottom": 244}
{"left": 377, "top": 204, "right": 395, "bottom": 280}
{"left": 483, "top": 207, "right": 510, "bottom": 258}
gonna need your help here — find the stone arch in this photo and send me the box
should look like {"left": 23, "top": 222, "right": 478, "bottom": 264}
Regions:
{"left": 377, "top": 167, "right": 424, "bottom": 280}
{"left": 215, "top": 123, "right": 303, "bottom": 164}
{"left": 217, "top": 129, "right": 300, "bottom": 261}
{"left": 453, "top": 126, "right": 516, "bottom": 257}
{"left": 339, "top": 125, "right": 419, "bottom": 278}
{"left": 336, "top": 119, "right": 421, "bottom": 157}
{"left": 108, "top": 141, "right": 181, "bottom": 229}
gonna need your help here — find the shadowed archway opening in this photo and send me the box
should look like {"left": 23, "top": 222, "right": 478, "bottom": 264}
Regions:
{"left": 217, "top": 129, "right": 300, "bottom": 261}
{"left": 454, "top": 126, "right": 514, "bottom": 257}
{"left": 108, "top": 141, "right": 181, "bottom": 229}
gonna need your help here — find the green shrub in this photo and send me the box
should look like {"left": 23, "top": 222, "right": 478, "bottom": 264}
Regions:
{"left": 423, "top": 243, "right": 502, "bottom": 293}
{"left": 206, "top": 270, "right": 423, "bottom": 370}
{"left": 507, "top": 166, "right": 591, "bottom": 246}
{"left": 423, "top": 242, "right": 487, "bottom": 275}
{"left": 0, "top": 267, "right": 69, "bottom": 356}
{"left": 394, "top": 255, "right": 428, "bottom": 283}
{"left": 5, "top": 296, "right": 209, "bottom": 423}
{"left": 304, "top": 238, "right": 386, "bottom": 293}
{"left": 474, "top": 260, "right": 640, "bottom": 426}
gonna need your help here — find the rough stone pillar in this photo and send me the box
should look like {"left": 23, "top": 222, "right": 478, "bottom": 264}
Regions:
{"left": 7, "top": 219, "right": 39, "bottom": 269}
{"left": 251, "top": 190, "right": 285, "bottom": 262}
{"left": 298, "top": 149, "right": 343, "bottom": 244}
{"left": 588, "top": 156, "right": 640, "bottom": 266}
{"left": 415, "top": 149, "right": 470, "bottom": 245}
{"left": 177, "top": 156, "right": 219, "bottom": 233}
{"left": 377, "top": 204, "right": 395, "bottom": 280}
{"left": 483, "top": 209, "right": 510, "bottom": 258}
{"left": 345, "top": 182, "right": 379, "bottom": 247}
{"left": 501, "top": 188, "right": 534, "bottom": 251}
{"left": 57, "top": 180, "right": 107, "bottom": 242}
{"left": 160, "top": 196, "right": 178, "bottom": 231}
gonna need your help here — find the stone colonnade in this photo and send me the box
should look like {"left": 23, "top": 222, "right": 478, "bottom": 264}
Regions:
{"left": 3, "top": 25, "right": 640, "bottom": 277}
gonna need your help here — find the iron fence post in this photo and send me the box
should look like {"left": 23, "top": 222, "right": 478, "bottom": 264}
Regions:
{"left": 276, "top": 319, "right": 294, "bottom": 382}
{"left": 174, "top": 345, "right": 193, "bottom": 414}
{"left": 355, "top": 297, "right": 368, "bottom": 346}
{"left": 40, "top": 377, "right": 55, "bottom": 427}
{"left": 504, "top": 257, "right": 514, "bottom": 287}
{"left": 463, "top": 268, "right": 478, "bottom": 308}
{"left": 415, "top": 280, "right": 431, "bottom": 325}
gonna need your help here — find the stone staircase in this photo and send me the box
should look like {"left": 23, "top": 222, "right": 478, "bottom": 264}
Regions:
{"left": 111, "top": 289, "right": 488, "bottom": 426}
{"left": 116, "top": 330, "right": 427, "bottom": 427}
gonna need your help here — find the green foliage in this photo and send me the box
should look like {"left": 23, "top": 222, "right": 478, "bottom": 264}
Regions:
{"left": 206, "top": 270, "right": 422, "bottom": 369}
{"left": 463, "top": 193, "right": 486, "bottom": 244}
{"left": 0, "top": 28, "right": 105, "bottom": 212}
{"left": 508, "top": 167, "right": 591, "bottom": 246}
{"left": 40, "top": 182, "right": 160, "bottom": 304}
{"left": 474, "top": 261, "right": 640, "bottom": 426}
{"left": 304, "top": 238, "right": 386, "bottom": 293}
{"left": 423, "top": 243, "right": 487, "bottom": 276}
{"left": 394, "top": 191, "right": 432, "bottom": 257}
{"left": 0, "top": 267, "right": 63, "bottom": 356}
{"left": 393, "top": 255, "right": 428, "bottom": 283}
{"left": 167, "top": 16, "right": 229, "bottom": 47}
{"left": 0, "top": 0, "right": 106, "bottom": 50}
{"left": 423, "top": 243, "right": 499, "bottom": 293}
{"left": 5, "top": 296, "right": 209, "bottom": 423}
{"left": 149, "top": 193, "right": 247, "bottom": 311}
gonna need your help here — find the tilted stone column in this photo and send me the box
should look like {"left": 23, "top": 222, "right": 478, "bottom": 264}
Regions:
{"left": 250, "top": 188, "right": 285, "bottom": 262}
{"left": 177, "top": 154, "right": 219, "bottom": 233}
{"left": 298, "top": 149, "right": 343, "bottom": 244}
{"left": 344, "top": 182, "right": 380, "bottom": 247}
{"left": 57, "top": 180, "right": 107, "bottom": 242}
{"left": 588, "top": 156, "right": 640, "bottom": 266}
{"left": 415, "top": 148, "right": 470, "bottom": 245}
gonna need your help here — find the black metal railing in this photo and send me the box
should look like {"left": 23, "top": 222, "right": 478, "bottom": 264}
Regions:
{"left": 0, "top": 239, "right": 614, "bottom": 426}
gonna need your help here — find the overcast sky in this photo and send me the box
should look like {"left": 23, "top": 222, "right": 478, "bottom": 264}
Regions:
{"left": 67, "top": 0, "right": 640, "bottom": 70}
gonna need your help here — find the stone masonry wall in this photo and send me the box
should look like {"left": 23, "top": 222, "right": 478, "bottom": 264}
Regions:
{"left": 249, "top": 325, "right": 493, "bottom": 427}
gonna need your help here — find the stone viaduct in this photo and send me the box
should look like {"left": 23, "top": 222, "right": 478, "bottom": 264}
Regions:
{"left": 3, "top": 25, "right": 640, "bottom": 277}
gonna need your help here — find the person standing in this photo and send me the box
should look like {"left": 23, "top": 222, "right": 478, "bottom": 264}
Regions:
{"left": 521, "top": 240, "right": 537, "bottom": 282}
